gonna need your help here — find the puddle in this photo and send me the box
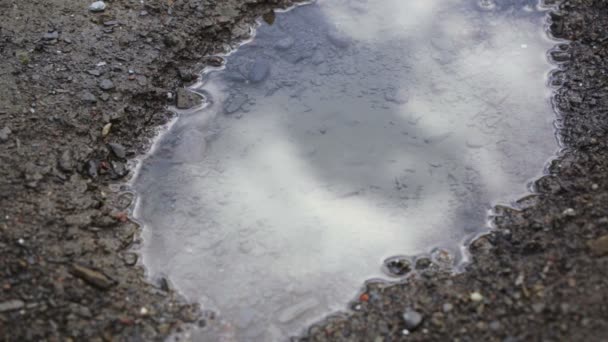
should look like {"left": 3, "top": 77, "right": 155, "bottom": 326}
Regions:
{"left": 133, "top": 0, "right": 557, "bottom": 340}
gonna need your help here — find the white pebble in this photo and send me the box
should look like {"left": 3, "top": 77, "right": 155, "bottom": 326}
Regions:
{"left": 470, "top": 292, "right": 484, "bottom": 302}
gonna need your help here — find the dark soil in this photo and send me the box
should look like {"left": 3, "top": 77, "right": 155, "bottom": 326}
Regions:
{"left": 1, "top": 0, "right": 607, "bottom": 341}
{"left": 0, "top": 0, "right": 296, "bottom": 340}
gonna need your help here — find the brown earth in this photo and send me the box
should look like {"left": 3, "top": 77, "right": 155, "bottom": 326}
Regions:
{"left": 0, "top": 0, "right": 296, "bottom": 340}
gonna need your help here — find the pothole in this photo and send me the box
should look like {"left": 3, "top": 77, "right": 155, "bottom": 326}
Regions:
{"left": 133, "top": 0, "right": 557, "bottom": 340}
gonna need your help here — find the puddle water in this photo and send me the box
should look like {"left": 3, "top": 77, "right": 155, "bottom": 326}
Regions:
{"left": 133, "top": 0, "right": 557, "bottom": 340}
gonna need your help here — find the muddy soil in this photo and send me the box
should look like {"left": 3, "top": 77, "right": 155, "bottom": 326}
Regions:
{"left": 0, "top": 0, "right": 296, "bottom": 340}
{"left": 0, "top": 0, "right": 607, "bottom": 341}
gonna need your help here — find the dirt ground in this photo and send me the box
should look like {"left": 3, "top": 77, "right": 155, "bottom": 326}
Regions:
{"left": 1, "top": 0, "right": 607, "bottom": 341}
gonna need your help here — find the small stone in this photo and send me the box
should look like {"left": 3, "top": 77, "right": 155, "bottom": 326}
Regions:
{"left": 70, "top": 263, "right": 116, "bottom": 290}
{"left": 99, "top": 79, "right": 115, "bottom": 91}
{"left": 248, "top": 58, "right": 270, "bottom": 83}
{"left": 415, "top": 257, "right": 432, "bottom": 270}
{"left": 592, "top": 183, "right": 599, "bottom": 190}
{"left": 588, "top": 235, "right": 608, "bottom": 257}
{"left": 0, "top": 126, "right": 11, "bottom": 142}
{"left": 86, "top": 160, "right": 99, "bottom": 179}
{"left": 206, "top": 56, "right": 224, "bottom": 67}
{"left": 489, "top": 321, "right": 501, "bottom": 331}
{"left": 262, "top": 10, "right": 276, "bottom": 25}
{"left": 0, "top": 300, "right": 25, "bottom": 312}
{"left": 102, "top": 123, "right": 112, "bottom": 137}
{"left": 431, "top": 248, "right": 454, "bottom": 267}
{"left": 178, "top": 68, "right": 196, "bottom": 82}
{"left": 80, "top": 91, "right": 97, "bottom": 104}
{"left": 43, "top": 31, "right": 59, "bottom": 40}
{"left": 442, "top": 303, "right": 453, "bottom": 313}
{"left": 108, "top": 143, "right": 126, "bottom": 159}
{"left": 122, "top": 253, "right": 138, "bottom": 266}
{"left": 384, "top": 256, "right": 412, "bottom": 276}
{"left": 402, "top": 308, "right": 423, "bottom": 330}
{"left": 155, "top": 274, "right": 171, "bottom": 292}
{"left": 562, "top": 208, "right": 576, "bottom": 216}
{"left": 110, "top": 161, "right": 129, "bottom": 179}
{"left": 89, "top": 1, "right": 106, "bottom": 12}
{"left": 58, "top": 150, "right": 74, "bottom": 172}
{"left": 164, "top": 33, "right": 183, "bottom": 48}
{"left": 176, "top": 88, "right": 202, "bottom": 110}
{"left": 224, "top": 93, "right": 249, "bottom": 114}
{"left": 88, "top": 69, "right": 102, "bottom": 76}
{"left": 471, "top": 236, "right": 493, "bottom": 253}
{"left": 470, "top": 292, "right": 484, "bottom": 302}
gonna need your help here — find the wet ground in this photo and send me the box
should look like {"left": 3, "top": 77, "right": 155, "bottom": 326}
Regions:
{"left": 1, "top": 0, "right": 608, "bottom": 341}
{"left": 134, "top": 1, "right": 557, "bottom": 340}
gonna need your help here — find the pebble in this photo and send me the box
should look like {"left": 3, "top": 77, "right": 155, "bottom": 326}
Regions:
{"left": 442, "top": 303, "right": 453, "bottom": 313}
{"left": 43, "top": 31, "right": 59, "bottom": 40}
{"left": 86, "top": 160, "right": 99, "bottom": 179}
{"left": 206, "top": 56, "right": 224, "bottom": 67}
{"left": 224, "top": 93, "right": 249, "bottom": 114}
{"left": 122, "top": 252, "right": 138, "bottom": 266}
{"left": 470, "top": 292, "right": 484, "bottom": 302}
{"left": 80, "top": 91, "right": 97, "bottom": 104}
{"left": 99, "top": 79, "right": 115, "bottom": 91}
{"left": 402, "top": 308, "right": 423, "bottom": 330}
{"left": 0, "top": 300, "right": 24, "bottom": 312}
{"left": 110, "top": 161, "right": 128, "bottom": 179}
{"left": 102, "top": 123, "right": 112, "bottom": 137}
{"left": 431, "top": 248, "right": 455, "bottom": 267}
{"left": 384, "top": 256, "right": 412, "bottom": 276}
{"left": 562, "top": 208, "right": 576, "bottom": 216}
{"left": 58, "top": 150, "right": 74, "bottom": 172}
{"left": 176, "top": 88, "right": 201, "bottom": 109}
{"left": 108, "top": 143, "right": 126, "bottom": 159}
{"left": 178, "top": 68, "right": 196, "bottom": 82}
{"left": 587, "top": 235, "right": 608, "bottom": 256}
{"left": 248, "top": 58, "right": 270, "bottom": 83}
{"left": 70, "top": 263, "right": 116, "bottom": 290}
{"left": 0, "top": 126, "right": 11, "bottom": 142}
{"left": 89, "top": 1, "right": 106, "bottom": 12}
{"left": 415, "top": 257, "right": 433, "bottom": 270}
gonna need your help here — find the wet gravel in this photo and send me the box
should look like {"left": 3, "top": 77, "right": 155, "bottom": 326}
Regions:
{"left": 1, "top": 0, "right": 607, "bottom": 341}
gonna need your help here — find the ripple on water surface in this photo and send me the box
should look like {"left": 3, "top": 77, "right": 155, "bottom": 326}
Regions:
{"left": 133, "top": 0, "right": 557, "bottom": 340}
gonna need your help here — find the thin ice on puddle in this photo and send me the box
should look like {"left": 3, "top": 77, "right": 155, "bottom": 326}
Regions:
{"left": 133, "top": 0, "right": 557, "bottom": 340}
